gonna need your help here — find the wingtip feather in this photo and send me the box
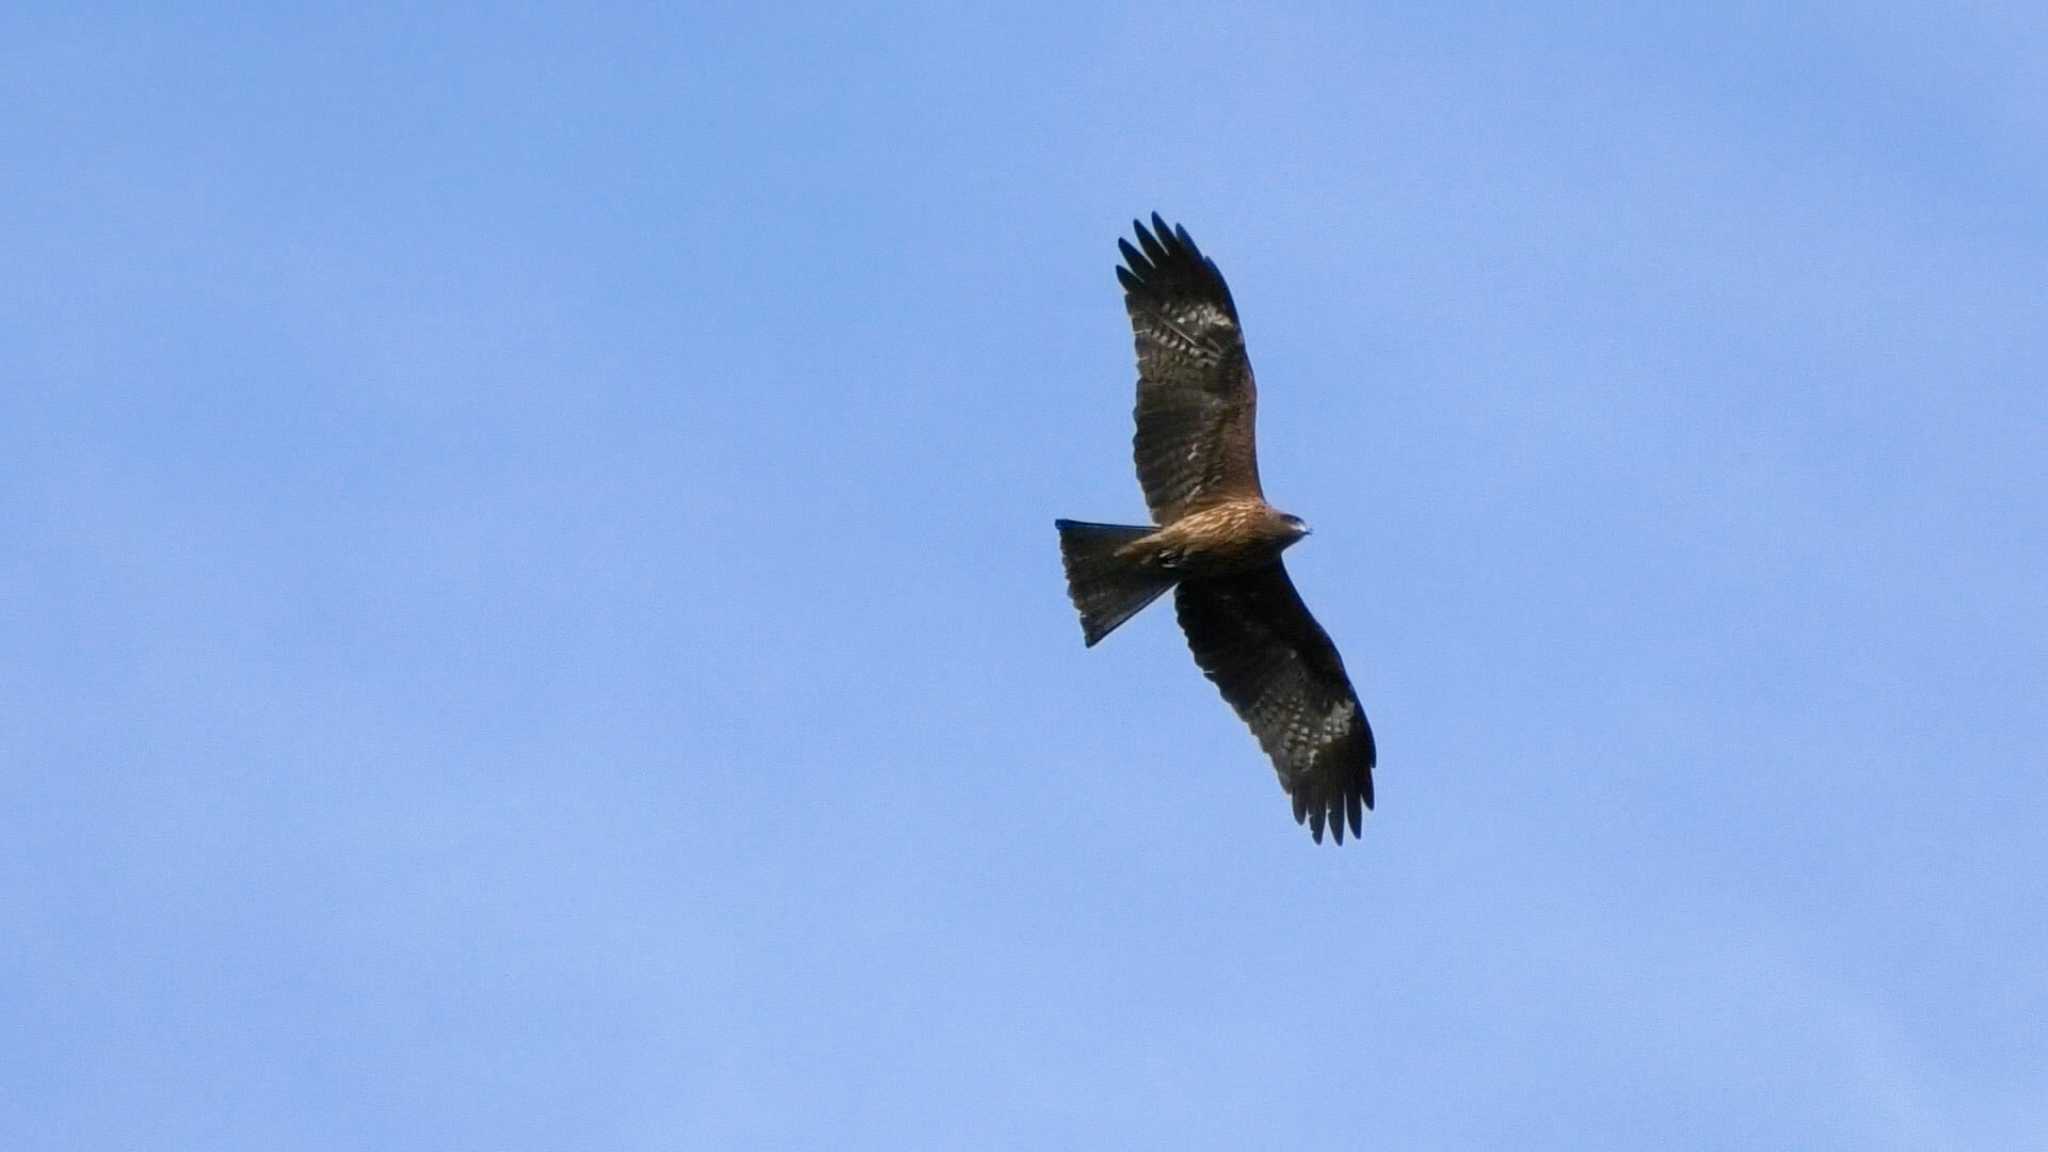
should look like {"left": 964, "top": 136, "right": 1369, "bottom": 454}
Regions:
{"left": 1135, "top": 221, "right": 1169, "bottom": 266}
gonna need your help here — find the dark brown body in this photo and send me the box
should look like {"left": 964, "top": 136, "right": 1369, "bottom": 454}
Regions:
{"left": 1116, "top": 499, "right": 1309, "bottom": 579}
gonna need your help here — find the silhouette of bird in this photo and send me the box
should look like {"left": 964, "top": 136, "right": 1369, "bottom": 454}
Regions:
{"left": 1056, "top": 214, "right": 1377, "bottom": 843}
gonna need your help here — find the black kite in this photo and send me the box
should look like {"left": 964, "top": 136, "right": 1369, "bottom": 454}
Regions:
{"left": 1055, "top": 215, "right": 1377, "bottom": 844}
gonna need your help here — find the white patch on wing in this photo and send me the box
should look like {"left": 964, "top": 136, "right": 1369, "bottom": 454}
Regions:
{"left": 1321, "top": 699, "right": 1356, "bottom": 740}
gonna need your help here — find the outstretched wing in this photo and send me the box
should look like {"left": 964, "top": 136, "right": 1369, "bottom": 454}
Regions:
{"left": 1116, "top": 214, "right": 1262, "bottom": 525}
{"left": 1175, "top": 564, "right": 1376, "bottom": 844}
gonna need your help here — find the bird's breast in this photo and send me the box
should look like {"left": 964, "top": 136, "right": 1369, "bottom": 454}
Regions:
{"left": 1125, "top": 501, "right": 1292, "bottom": 576}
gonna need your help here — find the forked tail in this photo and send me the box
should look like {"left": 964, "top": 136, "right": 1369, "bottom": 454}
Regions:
{"left": 1054, "top": 519, "right": 1175, "bottom": 646}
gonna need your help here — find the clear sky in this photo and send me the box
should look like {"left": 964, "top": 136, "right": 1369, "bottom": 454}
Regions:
{"left": 4, "top": 5, "right": 2044, "bottom": 1149}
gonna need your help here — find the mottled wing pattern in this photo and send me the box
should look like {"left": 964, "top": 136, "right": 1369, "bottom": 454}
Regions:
{"left": 1116, "top": 214, "right": 1262, "bottom": 525}
{"left": 1175, "top": 564, "right": 1377, "bottom": 844}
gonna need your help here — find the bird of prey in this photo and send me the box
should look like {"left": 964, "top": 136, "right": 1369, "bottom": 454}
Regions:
{"left": 1055, "top": 214, "right": 1377, "bottom": 844}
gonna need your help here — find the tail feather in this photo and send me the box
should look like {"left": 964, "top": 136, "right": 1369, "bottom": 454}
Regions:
{"left": 1054, "top": 519, "right": 1175, "bottom": 646}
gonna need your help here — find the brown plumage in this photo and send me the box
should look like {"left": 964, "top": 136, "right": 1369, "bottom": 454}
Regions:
{"left": 1056, "top": 214, "right": 1377, "bottom": 844}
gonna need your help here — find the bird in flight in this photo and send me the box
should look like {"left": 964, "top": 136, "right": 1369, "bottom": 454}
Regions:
{"left": 1055, "top": 214, "right": 1377, "bottom": 844}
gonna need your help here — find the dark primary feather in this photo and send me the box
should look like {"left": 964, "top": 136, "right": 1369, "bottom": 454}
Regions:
{"left": 1174, "top": 564, "right": 1376, "bottom": 844}
{"left": 1116, "top": 214, "right": 1263, "bottom": 525}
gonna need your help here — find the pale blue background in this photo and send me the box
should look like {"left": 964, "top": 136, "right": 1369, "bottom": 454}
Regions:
{"left": 5, "top": 5, "right": 2044, "bottom": 1148}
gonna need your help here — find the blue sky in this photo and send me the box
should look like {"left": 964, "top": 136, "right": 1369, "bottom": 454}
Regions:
{"left": 4, "top": 4, "right": 2045, "bottom": 1148}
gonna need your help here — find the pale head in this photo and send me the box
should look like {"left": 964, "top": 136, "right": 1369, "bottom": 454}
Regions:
{"left": 1273, "top": 510, "right": 1312, "bottom": 546}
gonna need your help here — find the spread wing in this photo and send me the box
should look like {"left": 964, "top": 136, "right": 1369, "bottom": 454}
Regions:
{"left": 1116, "top": 214, "right": 1262, "bottom": 525}
{"left": 1175, "top": 564, "right": 1377, "bottom": 844}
